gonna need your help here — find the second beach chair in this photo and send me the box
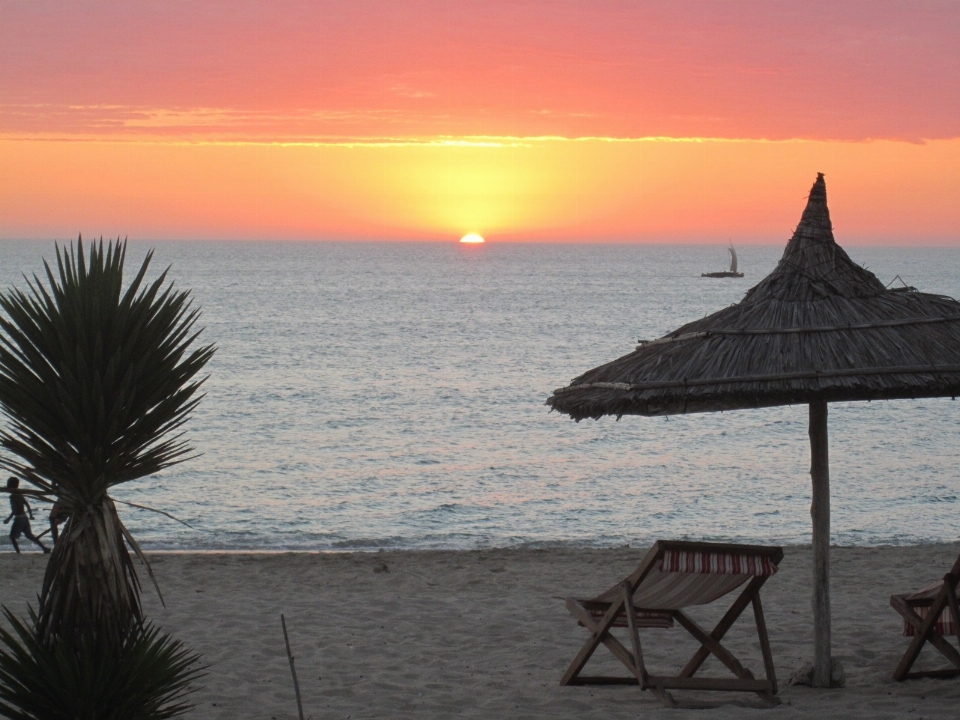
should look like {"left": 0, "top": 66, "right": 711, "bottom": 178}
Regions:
{"left": 890, "top": 552, "right": 960, "bottom": 681}
{"left": 561, "top": 540, "right": 783, "bottom": 707}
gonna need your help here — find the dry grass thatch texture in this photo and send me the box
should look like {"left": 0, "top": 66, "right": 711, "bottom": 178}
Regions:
{"left": 549, "top": 174, "right": 960, "bottom": 419}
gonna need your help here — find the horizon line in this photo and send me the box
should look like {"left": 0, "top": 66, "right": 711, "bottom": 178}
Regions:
{"left": 2, "top": 133, "right": 955, "bottom": 148}
{"left": 3, "top": 236, "right": 959, "bottom": 248}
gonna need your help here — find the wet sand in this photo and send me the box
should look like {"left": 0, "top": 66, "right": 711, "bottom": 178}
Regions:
{"left": 2, "top": 544, "right": 959, "bottom": 719}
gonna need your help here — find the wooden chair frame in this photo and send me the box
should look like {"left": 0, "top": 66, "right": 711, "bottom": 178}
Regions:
{"left": 891, "top": 553, "right": 960, "bottom": 681}
{"left": 560, "top": 540, "right": 783, "bottom": 707}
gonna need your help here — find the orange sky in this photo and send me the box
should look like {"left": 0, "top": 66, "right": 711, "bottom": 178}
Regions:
{"left": 2, "top": 1, "right": 959, "bottom": 243}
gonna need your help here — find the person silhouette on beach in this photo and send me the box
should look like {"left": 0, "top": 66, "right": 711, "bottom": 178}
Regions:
{"left": 4, "top": 476, "right": 50, "bottom": 553}
{"left": 49, "top": 499, "right": 68, "bottom": 544}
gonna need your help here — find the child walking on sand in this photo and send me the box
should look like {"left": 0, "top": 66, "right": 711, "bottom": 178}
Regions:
{"left": 4, "top": 476, "right": 50, "bottom": 553}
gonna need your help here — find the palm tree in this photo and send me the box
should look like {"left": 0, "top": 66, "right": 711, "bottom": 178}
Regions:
{"left": 0, "top": 608, "right": 204, "bottom": 720}
{"left": 0, "top": 237, "right": 215, "bottom": 649}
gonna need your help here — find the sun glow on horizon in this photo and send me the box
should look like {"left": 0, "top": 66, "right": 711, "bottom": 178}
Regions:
{"left": 460, "top": 233, "right": 485, "bottom": 244}
{"left": 3, "top": 135, "right": 960, "bottom": 243}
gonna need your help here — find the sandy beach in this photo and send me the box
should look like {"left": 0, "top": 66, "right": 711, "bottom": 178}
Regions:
{"left": 2, "top": 544, "right": 959, "bottom": 719}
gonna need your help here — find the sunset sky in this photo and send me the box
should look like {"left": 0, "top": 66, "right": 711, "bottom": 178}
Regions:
{"left": 2, "top": 1, "right": 959, "bottom": 243}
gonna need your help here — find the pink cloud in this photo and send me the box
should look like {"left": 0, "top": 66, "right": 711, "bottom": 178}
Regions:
{"left": 2, "top": 1, "right": 958, "bottom": 141}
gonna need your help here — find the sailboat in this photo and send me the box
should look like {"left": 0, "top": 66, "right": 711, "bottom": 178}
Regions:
{"left": 702, "top": 243, "right": 744, "bottom": 278}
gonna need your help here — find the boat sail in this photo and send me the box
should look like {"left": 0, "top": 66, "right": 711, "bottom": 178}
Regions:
{"left": 702, "top": 243, "right": 744, "bottom": 278}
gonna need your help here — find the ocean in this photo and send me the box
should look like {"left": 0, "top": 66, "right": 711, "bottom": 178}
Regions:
{"left": 1, "top": 240, "right": 958, "bottom": 550}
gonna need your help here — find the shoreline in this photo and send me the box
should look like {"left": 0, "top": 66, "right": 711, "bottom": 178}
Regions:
{"left": 3, "top": 544, "right": 959, "bottom": 718}
{"left": 5, "top": 540, "right": 960, "bottom": 555}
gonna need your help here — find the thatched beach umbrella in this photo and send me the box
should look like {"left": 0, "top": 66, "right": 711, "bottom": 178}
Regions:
{"left": 548, "top": 174, "right": 960, "bottom": 687}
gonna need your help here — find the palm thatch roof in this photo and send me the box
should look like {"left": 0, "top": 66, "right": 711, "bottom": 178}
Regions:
{"left": 548, "top": 174, "right": 960, "bottom": 420}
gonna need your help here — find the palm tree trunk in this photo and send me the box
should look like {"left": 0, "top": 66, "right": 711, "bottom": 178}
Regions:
{"left": 38, "top": 496, "right": 142, "bottom": 649}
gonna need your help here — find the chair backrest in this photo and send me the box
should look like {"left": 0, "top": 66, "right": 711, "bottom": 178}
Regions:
{"left": 900, "top": 553, "right": 960, "bottom": 637}
{"left": 593, "top": 540, "right": 783, "bottom": 610}
{"left": 901, "top": 590, "right": 956, "bottom": 637}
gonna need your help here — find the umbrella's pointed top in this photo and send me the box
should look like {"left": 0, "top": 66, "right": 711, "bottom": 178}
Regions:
{"left": 744, "top": 173, "right": 885, "bottom": 302}
{"left": 796, "top": 172, "right": 831, "bottom": 240}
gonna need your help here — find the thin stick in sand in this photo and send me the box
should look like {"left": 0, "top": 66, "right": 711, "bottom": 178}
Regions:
{"left": 281, "top": 614, "right": 306, "bottom": 720}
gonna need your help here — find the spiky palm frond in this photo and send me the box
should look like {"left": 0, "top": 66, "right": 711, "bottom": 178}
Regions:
{"left": 0, "top": 237, "right": 215, "bottom": 646}
{"left": 0, "top": 238, "right": 214, "bottom": 501}
{"left": 0, "top": 608, "right": 204, "bottom": 720}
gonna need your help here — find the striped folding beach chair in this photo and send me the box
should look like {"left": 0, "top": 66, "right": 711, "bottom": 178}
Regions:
{"left": 890, "top": 553, "right": 960, "bottom": 681}
{"left": 560, "top": 540, "right": 783, "bottom": 707}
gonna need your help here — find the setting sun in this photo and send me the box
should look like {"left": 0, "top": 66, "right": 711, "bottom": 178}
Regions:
{"left": 459, "top": 233, "right": 485, "bottom": 244}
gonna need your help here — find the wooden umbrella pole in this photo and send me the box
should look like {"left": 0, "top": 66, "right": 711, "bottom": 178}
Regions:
{"left": 809, "top": 401, "right": 832, "bottom": 687}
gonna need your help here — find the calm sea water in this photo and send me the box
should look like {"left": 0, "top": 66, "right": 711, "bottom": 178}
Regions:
{"left": 1, "top": 240, "right": 958, "bottom": 550}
